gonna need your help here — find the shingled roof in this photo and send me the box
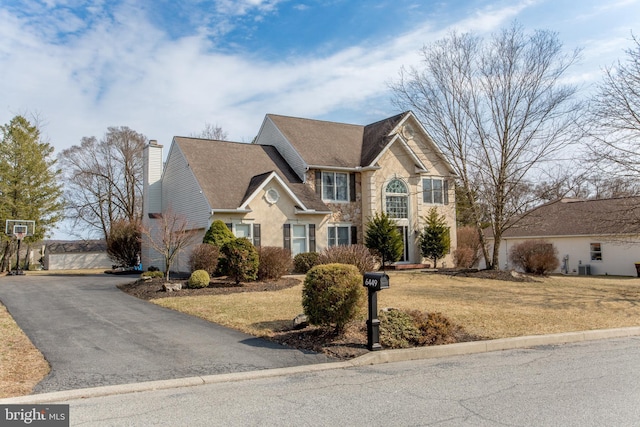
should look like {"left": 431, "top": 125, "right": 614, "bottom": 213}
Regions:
{"left": 266, "top": 112, "right": 410, "bottom": 168}
{"left": 173, "top": 137, "right": 328, "bottom": 212}
{"left": 503, "top": 197, "right": 640, "bottom": 238}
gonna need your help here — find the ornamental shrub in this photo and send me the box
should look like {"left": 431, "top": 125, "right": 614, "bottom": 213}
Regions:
{"left": 221, "top": 238, "right": 259, "bottom": 284}
{"left": 302, "top": 263, "right": 365, "bottom": 333}
{"left": 293, "top": 252, "right": 320, "bottom": 274}
{"left": 257, "top": 246, "right": 292, "bottom": 280}
{"left": 317, "top": 244, "right": 378, "bottom": 274}
{"left": 509, "top": 240, "right": 560, "bottom": 275}
{"left": 188, "top": 269, "right": 210, "bottom": 288}
{"left": 189, "top": 243, "right": 220, "bottom": 276}
{"left": 203, "top": 220, "right": 234, "bottom": 247}
{"left": 379, "top": 309, "right": 421, "bottom": 348}
{"left": 454, "top": 225, "right": 482, "bottom": 268}
{"left": 379, "top": 308, "right": 459, "bottom": 348}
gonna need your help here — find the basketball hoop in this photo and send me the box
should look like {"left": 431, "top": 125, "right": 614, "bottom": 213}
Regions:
{"left": 13, "top": 225, "right": 27, "bottom": 241}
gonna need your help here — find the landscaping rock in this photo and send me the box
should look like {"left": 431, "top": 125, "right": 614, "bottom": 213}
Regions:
{"left": 162, "top": 282, "right": 182, "bottom": 292}
{"left": 292, "top": 313, "right": 309, "bottom": 330}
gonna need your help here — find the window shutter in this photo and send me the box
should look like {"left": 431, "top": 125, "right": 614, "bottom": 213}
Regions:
{"left": 283, "top": 224, "right": 291, "bottom": 250}
{"left": 315, "top": 171, "right": 321, "bottom": 196}
{"left": 443, "top": 180, "right": 449, "bottom": 205}
{"left": 309, "top": 224, "right": 316, "bottom": 252}
{"left": 225, "top": 223, "right": 233, "bottom": 234}
{"left": 253, "top": 224, "right": 261, "bottom": 247}
{"left": 350, "top": 173, "right": 356, "bottom": 202}
{"left": 350, "top": 226, "right": 357, "bottom": 245}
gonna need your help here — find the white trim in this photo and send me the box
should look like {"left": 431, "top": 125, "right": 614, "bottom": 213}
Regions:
{"left": 367, "top": 134, "right": 428, "bottom": 172}
{"left": 238, "top": 171, "right": 310, "bottom": 211}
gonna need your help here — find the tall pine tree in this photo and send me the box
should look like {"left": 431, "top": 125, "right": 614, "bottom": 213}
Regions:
{"left": 0, "top": 115, "right": 63, "bottom": 270}
{"left": 419, "top": 207, "right": 451, "bottom": 269}
{"left": 364, "top": 212, "right": 403, "bottom": 269}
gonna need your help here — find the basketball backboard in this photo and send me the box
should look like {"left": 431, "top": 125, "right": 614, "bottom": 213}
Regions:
{"left": 5, "top": 220, "right": 35, "bottom": 238}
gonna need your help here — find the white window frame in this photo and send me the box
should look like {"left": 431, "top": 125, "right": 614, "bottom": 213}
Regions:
{"left": 328, "top": 224, "right": 351, "bottom": 247}
{"left": 590, "top": 243, "right": 602, "bottom": 261}
{"left": 233, "top": 223, "right": 253, "bottom": 240}
{"left": 385, "top": 178, "right": 409, "bottom": 219}
{"left": 322, "top": 171, "right": 349, "bottom": 202}
{"left": 423, "top": 177, "right": 445, "bottom": 205}
{"left": 291, "top": 224, "right": 308, "bottom": 256}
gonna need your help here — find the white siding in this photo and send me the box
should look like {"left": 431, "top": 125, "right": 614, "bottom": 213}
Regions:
{"left": 495, "top": 236, "right": 640, "bottom": 277}
{"left": 162, "top": 144, "right": 211, "bottom": 229}
{"left": 255, "top": 117, "right": 307, "bottom": 181}
{"left": 142, "top": 142, "right": 164, "bottom": 271}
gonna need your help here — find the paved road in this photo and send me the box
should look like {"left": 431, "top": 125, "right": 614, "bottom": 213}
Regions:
{"left": 0, "top": 274, "right": 331, "bottom": 393}
{"left": 55, "top": 336, "right": 640, "bottom": 426}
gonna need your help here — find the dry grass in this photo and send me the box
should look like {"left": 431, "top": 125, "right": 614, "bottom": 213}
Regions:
{"left": 154, "top": 272, "right": 640, "bottom": 339}
{"left": 0, "top": 303, "right": 49, "bottom": 398}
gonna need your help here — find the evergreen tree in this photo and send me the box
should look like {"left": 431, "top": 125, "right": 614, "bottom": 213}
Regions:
{"left": 364, "top": 212, "right": 403, "bottom": 269}
{"left": 203, "top": 220, "right": 235, "bottom": 246}
{"left": 0, "top": 115, "right": 63, "bottom": 271}
{"left": 419, "top": 207, "right": 451, "bottom": 269}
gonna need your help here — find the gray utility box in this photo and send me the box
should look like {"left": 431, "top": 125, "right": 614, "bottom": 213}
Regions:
{"left": 363, "top": 272, "right": 389, "bottom": 291}
{"left": 578, "top": 264, "right": 591, "bottom": 275}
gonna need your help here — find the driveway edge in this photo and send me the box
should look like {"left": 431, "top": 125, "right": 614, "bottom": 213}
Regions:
{"left": 3, "top": 326, "right": 640, "bottom": 404}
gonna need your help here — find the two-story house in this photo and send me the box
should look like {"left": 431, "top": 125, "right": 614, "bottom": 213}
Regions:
{"left": 142, "top": 111, "right": 457, "bottom": 273}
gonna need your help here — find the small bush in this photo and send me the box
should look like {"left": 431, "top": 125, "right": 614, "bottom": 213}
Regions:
{"left": 222, "top": 238, "right": 259, "bottom": 284}
{"left": 407, "top": 310, "right": 456, "bottom": 346}
{"left": 147, "top": 266, "right": 159, "bottom": 272}
{"left": 257, "top": 246, "right": 292, "bottom": 280}
{"left": 189, "top": 244, "right": 220, "bottom": 276}
{"left": 141, "top": 270, "right": 164, "bottom": 278}
{"left": 379, "top": 309, "right": 421, "bottom": 348}
{"left": 302, "top": 263, "right": 365, "bottom": 333}
{"left": 317, "top": 244, "right": 378, "bottom": 274}
{"left": 379, "top": 308, "right": 458, "bottom": 348}
{"left": 293, "top": 252, "right": 320, "bottom": 274}
{"left": 509, "top": 240, "right": 560, "bottom": 275}
{"left": 188, "top": 269, "right": 210, "bottom": 288}
{"left": 454, "top": 226, "right": 482, "bottom": 268}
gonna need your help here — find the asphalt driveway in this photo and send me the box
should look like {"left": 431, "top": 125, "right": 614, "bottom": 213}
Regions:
{"left": 0, "top": 274, "right": 331, "bottom": 394}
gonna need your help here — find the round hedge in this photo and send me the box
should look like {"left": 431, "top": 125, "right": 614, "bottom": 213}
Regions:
{"left": 302, "top": 263, "right": 364, "bottom": 333}
{"left": 188, "top": 269, "right": 210, "bottom": 288}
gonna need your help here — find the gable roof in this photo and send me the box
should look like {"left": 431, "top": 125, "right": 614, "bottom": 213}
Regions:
{"left": 503, "top": 197, "right": 640, "bottom": 238}
{"left": 173, "top": 137, "right": 328, "bottom": 212}
{"left": 266, "top": 114, "right": 365, "bottom": 168}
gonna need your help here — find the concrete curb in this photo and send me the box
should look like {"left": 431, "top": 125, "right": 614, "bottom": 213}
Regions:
{"left": 3, "top": 326, "right": 640, "bottom": 404}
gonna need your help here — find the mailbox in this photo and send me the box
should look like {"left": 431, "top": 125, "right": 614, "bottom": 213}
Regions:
{"left": 363, "top": 272, "right": 389, "bottom": 291}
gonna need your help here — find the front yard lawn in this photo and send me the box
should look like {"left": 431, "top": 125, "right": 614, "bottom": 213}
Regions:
{"left": 150, "top": 271, "right": 640, "bottom": 356}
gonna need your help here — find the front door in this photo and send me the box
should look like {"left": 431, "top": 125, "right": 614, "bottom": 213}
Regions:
{"left": 396, "top": 226, "right": 409, "bottom": 262}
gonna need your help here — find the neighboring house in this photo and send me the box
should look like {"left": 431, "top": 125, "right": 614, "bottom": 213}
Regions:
{"left": 44, "top": 240, "right": 112, "bottom": 270}
{"left": 488, "top": 197, "right": 640, "bottom": 276}
{"left": 142, "top": 112, "right": 457, "bottom": 273}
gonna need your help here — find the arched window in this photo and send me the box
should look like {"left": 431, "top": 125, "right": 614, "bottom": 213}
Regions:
{"left": 385, "top": 179, "right": 408, "bottom": 219}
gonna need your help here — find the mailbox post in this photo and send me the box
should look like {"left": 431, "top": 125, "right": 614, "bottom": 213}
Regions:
{"left": 363, "top": 272, "right": 389, "bottom": 351}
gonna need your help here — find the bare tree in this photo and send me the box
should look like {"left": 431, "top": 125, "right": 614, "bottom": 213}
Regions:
{"left": 191, "top": 123, "right": 228, "bottom": 140}
{"left": 140, "top": 208, "right": 198, "bottom": 280}
{"left": 58, "top": 127, "right": 146, "bottom": 239}
{"left": 585, "top": 35, "right": 640, "bottom": 184}
{"left": 391, "top": 23, "right": 581, "bottom": 269}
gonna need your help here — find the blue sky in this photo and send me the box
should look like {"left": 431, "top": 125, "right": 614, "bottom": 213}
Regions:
{"left": 0, "top": 0, "right": 638, "bottom": 238}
